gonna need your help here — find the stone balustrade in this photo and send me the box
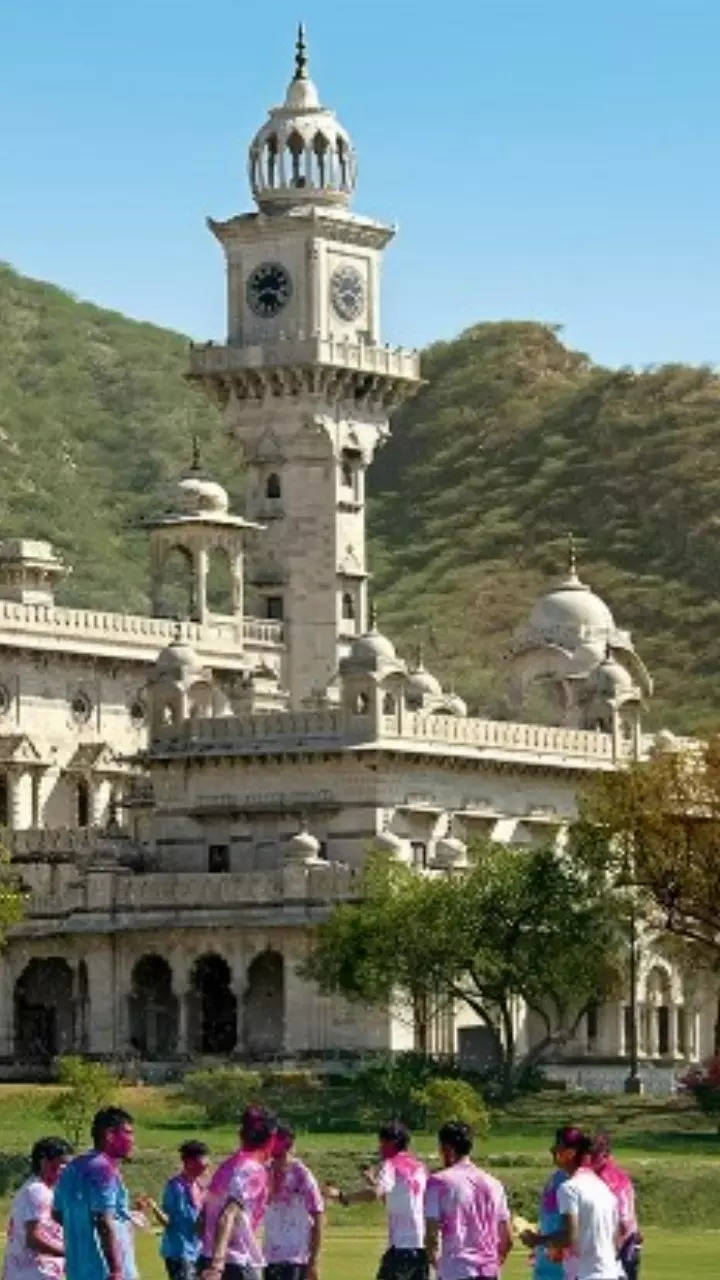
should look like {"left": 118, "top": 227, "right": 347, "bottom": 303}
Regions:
{"left": 381, "top": 712, "right": 624, "bottom": 761}
{"left": 154, "top": 708, "right": 343, "bottom": 751}
{"left": 0, "top": 599, "right": 282, "bottom": 656}
{"left": 188, "top": 336, "right": 421, "bottom": 382}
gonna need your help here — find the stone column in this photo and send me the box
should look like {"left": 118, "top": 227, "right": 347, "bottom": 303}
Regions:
{"left": 84, "top": 941, "right": 119, "bottom": 1055}
{"left": 667, "top": 1005, "right": 678, "bottom": 1058}
{"left": 617, "top": 1002, "right": 626, "bottom": 1057}
{"left": 194, "top": 548, "right": 208, "bottom": 624}
{"left": 231, "top": 554, "right": 243, "bottom": 620}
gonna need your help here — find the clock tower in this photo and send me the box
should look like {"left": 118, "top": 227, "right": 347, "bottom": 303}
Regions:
{"left": 187, "top": 26, "right": 420, "bottom": 706}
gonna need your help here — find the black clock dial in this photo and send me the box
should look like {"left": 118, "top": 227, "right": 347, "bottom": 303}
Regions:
{"left": 331, "top": 264, "right": 365, "bottom": 321}
{"left": 246, "top": 262, "right": 292, "bottom": 318}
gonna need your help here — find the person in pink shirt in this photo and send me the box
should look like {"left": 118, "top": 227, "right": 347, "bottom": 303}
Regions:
{"left": 591, "top": 1133, "right": 641, "bottom": 1280}
{"left": 326, "top": 1122, "right": 429, "bottom": 1280}
{"left": 3, "top": 1136, "right": 72, "bottom": 1280}
{"left": 264, "top": 1124, "right": 324, "bottom": 1280}
{"left": 424, "top": 1121, "right": 512, "bottom": 1280}
{"left": 199, "top": 1105, "right": 276, "bottom": 1280}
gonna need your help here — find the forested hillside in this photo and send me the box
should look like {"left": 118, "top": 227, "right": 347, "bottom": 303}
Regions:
{"left": 1, "top": 262, "right": 719, "bottom": 731}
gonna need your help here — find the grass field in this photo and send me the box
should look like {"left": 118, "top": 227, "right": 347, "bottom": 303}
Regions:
{"left": 0, "top": 1085, "right": 718, "bottom": 1276}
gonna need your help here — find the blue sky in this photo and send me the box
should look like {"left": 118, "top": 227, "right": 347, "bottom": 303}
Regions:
{"left": 1, "top": 0, "right": 718, "bottom": 367}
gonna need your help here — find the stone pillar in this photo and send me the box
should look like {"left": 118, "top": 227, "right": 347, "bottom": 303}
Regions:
{"left": 194, "top": 548, "right": 208, "bottom": 624}
{"left": 231, "top": 553, "right": 243, "bottom": 620}
{"left": 84, "top": 941, "right": 118, "bottom": 1055}
{"left": 617, "top": 1002, "right": 626, "bottom": 1056}
{"left": 668, "top": 1005, "right": 678, "bottom": 1058}
{"left": 0, "top": 957, "right": 16, "bottom": 1057}
{"left": 89, "top": 777, "right": 112, "bottom": 827}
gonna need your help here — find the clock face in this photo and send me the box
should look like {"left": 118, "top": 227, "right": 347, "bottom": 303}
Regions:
{"left": 246, "top": 262, "right": 292, "bottom": 318}
{"left": 331, "top": 264, "right": 365, "bottom": 322}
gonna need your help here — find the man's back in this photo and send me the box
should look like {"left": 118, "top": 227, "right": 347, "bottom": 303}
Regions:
{"left": 425, "top": 1157, "right": 509, "bottom": 1279}
{"left": 55, "top": 1152, "right": 134, "bottom": 1280}
{"left": 556, "top": 1169, "right": 618, "bottom": 1280}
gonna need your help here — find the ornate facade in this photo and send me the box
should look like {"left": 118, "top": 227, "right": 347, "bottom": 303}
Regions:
{"left": 0, "top": 30, "right": 711, "bottom": 1088}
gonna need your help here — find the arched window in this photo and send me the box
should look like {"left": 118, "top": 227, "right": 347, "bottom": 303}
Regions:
{"left": 353, "top": 691, "right": 370, "bottom": 715}
{"left": 76, "top": 779, "right": 89, "bottom": 829}
{"left": 266, "top": 473, "right": 281, "bottom": 500}
{"left": 156, "top": 545, "right": 194, "bottom": 620}
{"left": 207, "top": 546, "right": 233, "bottom": 615}
{"left": 382, "top": 692, "right": 396, "bottom": 715}
{"left": 342, "top": 592, "right": 355, "bottom": 621}
{"left": 244, "top": 950, "right": 284, "bottom": 1055}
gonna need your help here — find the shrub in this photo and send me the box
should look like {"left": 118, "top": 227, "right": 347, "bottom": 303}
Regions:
{"left": 48, "top": 1057, "right": 120, "bottom": 1148}
{"left": 261, "top": 1069, "right": 319, "bottom": 1091}
{"left": 183, "top": 1068, "right": 262, "bottom": 1125}
{"left": 679, "top": 1056, "right": 720, "bottom": 1127}
{"left": 354, "top": 1052, "right": 455, "bottom": 1124}
{"left": 412, "top": 1077, "right": 490, "bottom": 1139}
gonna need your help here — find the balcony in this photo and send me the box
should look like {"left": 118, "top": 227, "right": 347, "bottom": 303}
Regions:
{"left": 188, "top": 336, "right": 421, "bottom": 384}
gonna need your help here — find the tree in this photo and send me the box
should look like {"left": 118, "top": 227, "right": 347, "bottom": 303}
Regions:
{"left": 48, "top": 1056, "right": 120, "bottom": 1148}
{"left": 302, "top": 844, "right": 625, "bottom": 1097}
{"left": 573, "top": 736, "right": 720, "bottom": 957}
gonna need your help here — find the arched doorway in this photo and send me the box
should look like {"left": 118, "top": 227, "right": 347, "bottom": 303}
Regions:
{"left": 15, "top": 959, "right": 74, "bottom": 1062}
{"left": 189, "top": 954, "right": 237, "bottom": 1054}
{"left": 156, "top": 546, "right": 195, "bottom": 619}
{"left": 128, "top": 955, "right": 179, "bottom": 1058}
{"left": 244, "top": 950, "right": 284, "bottom": 1056}
{"left": 207, "top": 548, "right": 234, "bottom": 615}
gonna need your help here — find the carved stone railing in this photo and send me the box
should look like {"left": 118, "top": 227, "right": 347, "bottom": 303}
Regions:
{"left": 153, "top": 708, "right": 343, "bottom": 751}
{"left": 188, "top": 336, "right": 420, "bottom": 382}
{"left": 380, "top": 713, "right": 621, "bottom": 761}
{"left": 0, "top": 599, "right": 282, "bottom": 655}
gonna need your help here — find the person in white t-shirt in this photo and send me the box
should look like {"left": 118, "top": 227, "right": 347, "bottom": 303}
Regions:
{"left": 3, "top": 1136, "right": 73, "bottom": 1280}
{"left": 521, "top": 1127, "right": 620, "bottom": 1280}
{"left": 326, "top": 1122, "right": 429, "bottom": 1280}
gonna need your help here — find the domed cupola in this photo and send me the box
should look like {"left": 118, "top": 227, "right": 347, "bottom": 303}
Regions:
{"left": 528, "top": 536, "right": 614, "bottom": 649}
{"left": 165, "top": 437, "right": 229, "bottom": 517}
{"left": 248, "top": 25, "right": 356, "bottom": 214}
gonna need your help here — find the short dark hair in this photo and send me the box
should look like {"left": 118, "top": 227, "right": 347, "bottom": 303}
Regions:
{"left": 91, "top": 1107, "right": 133, "bottom": 1148}
{"left": 438, "top": 1121, "right": 473, "bottom": 1157}
{"left": 590, "top": 1131, "right": 611, "bottom": 1160}
{"left": 240, "top": 1105, "right": 276, "bottom": 1150}
{"left": 555, "top": 1126, "right": 592, "bottom": 1158}
{"left": 180, "top": 1140, "right": 209, "bottom": 1162}
{"left": 274, "top": 1123, "right": 295, "bottom": 1147}
{"left": 378, "top": 1121, "right": 410, "bottom": 1152}
{"left": 31, "top": 1137, "right": 73, "bottom": 1174}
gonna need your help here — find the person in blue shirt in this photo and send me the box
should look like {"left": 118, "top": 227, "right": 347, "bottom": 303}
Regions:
{"left": 142, "top": 1140, "right": 210, "bottom": 1280}
{"left": 53, "top": 1106, "right": 136, "bottom": 1280}
{"left": 522, "top": 1129, "right": 570, "bottom": 1280}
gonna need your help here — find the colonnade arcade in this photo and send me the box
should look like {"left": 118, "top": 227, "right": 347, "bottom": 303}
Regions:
{"left": 10, "top": 945, "right": 286, "bottom": 1063}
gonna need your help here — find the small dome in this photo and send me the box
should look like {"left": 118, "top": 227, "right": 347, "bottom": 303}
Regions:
{"left": 248, "top": 26, "right": 356, "bottom": 214}
{"left": 406, "top": 663, "right": 442, "bottom": 701}
{"left": 342, "top": 614, "right": 402, "bottom": 674}
{"left": 171, "top": 473, "right": 229, "bottom": 516}
{"left": 529, "top": 541, "right": 614, "bottom": 644}
{"left": 286, "top": 826, "right": 322, "bottom": 863}
{"left": 374, "top": 827, "right": 412, "bottom": 863}
{"left": 652, "top": 728, "right": 680, "bottom": 754}
{"left": 153, "top": 638, "right": 202, "bottom": 681}
{"left": 593, "top": 653, "right": 637, "bottom": 700}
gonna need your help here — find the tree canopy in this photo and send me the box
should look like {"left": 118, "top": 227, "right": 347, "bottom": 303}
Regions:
{"left": 302, "top": 844, "right": 626, "bottom": 1096}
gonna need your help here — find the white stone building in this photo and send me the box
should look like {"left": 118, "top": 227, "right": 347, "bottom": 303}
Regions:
{"left": 0, "top": 29, "right": 713, "bottom": 1088}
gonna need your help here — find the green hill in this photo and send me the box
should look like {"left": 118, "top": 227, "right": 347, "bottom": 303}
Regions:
{"left": 1, "top": 262, "right": 719, "bottom": 732}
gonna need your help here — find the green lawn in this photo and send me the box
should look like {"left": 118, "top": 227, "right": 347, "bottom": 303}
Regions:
{"left": 0, "top": 1085, "right": 718, "bottom": 1274}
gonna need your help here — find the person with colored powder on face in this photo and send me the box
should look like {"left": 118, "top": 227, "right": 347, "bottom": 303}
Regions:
{"left": 424, "top": 1120, "right": 511, "bottom": 1280}
{"left": 590, "top": 1133, "right": 641, "bottom": 1280}
{"left": 139, "top": 1140, "right": 210, "bottom": 1280}
{"left": 263, "top": 1124, "right": 324, "bottom": 1280}
{"left": 199, "top": 1104, "right": 277, "bottom": 1280}
{"left": 3, "top": 1136, "right": 72, "bottom": 1280}
{"left": 53, "top": 1107, "right": 136, "bottom": 1280}
{"left": 520, "top": 1127, "right": 620, "bottom": 1280}
{"left": 326, "top": 1121, "right": 429, "bottom": 1280}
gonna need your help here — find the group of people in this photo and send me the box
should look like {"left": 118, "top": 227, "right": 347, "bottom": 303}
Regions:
{"left": 1, "top": 1104, "right": 640, "bottom": 1280}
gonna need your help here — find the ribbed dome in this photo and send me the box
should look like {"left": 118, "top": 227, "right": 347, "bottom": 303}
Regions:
{"left": 529, "top": 543, "right": 614, "bottom": 643}
{"left": 286, "top": 826, "right": 322, "bottom": 863}
{"left": 248, "top": 26, "right": 356, "bottom": 214}
{"left": 593, "top": 653, "right": 637, "bottom": 699}
{"left": 164, "top": 439, "right": 229, "bottom": 517}
{"left": 406, "top": 663, "right": 442, "bottom": 701}
{"left": 344, "top": 624, "right": 399, "bottom": 672}
{"left": 154, "top": 638, "right": 201, "bottom": 681}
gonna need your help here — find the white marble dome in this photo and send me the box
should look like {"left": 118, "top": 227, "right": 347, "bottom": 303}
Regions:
{"left": 529, "top": 552, "right": 614, "bottom": 644}
{"left": 593, "top": 653, "right": 637, "bottom": 700}
{"left": 406, "top": 663, "right": 442, "bottom": 701}
{"left": 345, "top": 623, "right": 400, "bottom": 672}
{"left": 154, "top": 638, "right": 201, "bottom": 681}
{"left": 248, "top": 26, "right": 356, "bottom": 213}
{"left": 170, "top": 472, "right": 229, "bottom": 516}
{"left": 285, "top": 826, "right": 322, "bottom": 863}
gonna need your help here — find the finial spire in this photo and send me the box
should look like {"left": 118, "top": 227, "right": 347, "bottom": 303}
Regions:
{"left": 567, "top": 530, "right": 577, "bottom": 578}
{"left": 294, "top": 22, "right": 308, "bottom": 80}
{"left": 191, "top": 433, "right": 201, "bottom": 472}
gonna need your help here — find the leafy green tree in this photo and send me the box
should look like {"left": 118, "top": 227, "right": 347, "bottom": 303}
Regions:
{"left": 48, "top": 1056, "right": 120, "bottom": 1148}
{"left": 303, "top": 845, "right": 625, "bottom": 1097}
